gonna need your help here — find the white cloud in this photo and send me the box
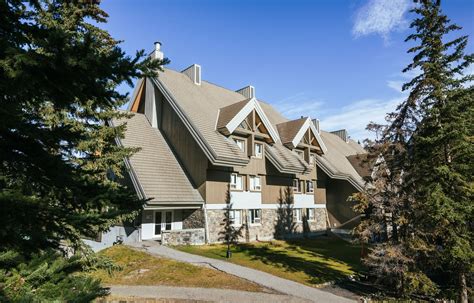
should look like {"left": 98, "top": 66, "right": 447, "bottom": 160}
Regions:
{"left": 273, "top": 92, "right": 325, "bottom": 119}
{"left": 272, "top": 91, "right": 404, "bottom": 142}
{"left": 319, "top": 97, "right": 403, "bottom": 141}
{"left": 353, "top": 0, "right": 410, "bottom": 41}
{"left": 387, "top": 80, "right": 404, "bottom": 93}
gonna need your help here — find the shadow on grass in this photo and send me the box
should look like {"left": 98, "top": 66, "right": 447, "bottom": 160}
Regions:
{"left": 228, "top": 237, "right": 363, "bottom": 285}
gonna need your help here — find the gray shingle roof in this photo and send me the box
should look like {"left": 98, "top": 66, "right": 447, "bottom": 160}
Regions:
{"left": 115, "top": 113, "right": 204, "bottom": 204}
{"left": 154, "top": 68, "right": 308, "bottom": 174}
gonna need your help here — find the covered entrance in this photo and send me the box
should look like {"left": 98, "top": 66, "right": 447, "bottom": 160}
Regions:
{"left": 154, "top": 210, "right": 173, "bottom": 239}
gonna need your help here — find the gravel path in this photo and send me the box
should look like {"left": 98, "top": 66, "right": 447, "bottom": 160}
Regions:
{"left": 109, "top": 285, "right": 310, "bottom": 303}
{"left": 128, "top": 242, "right": 355, "bottom": 303}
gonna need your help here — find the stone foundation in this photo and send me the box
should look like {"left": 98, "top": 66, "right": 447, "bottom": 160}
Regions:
{"left": 161, "top": 228, "right": 205, "bottom": 245}
{"left": 206, "top": 207, "right": 327, "bottom": 243}
{"left": 182, "top": 209, "right": 205, "bottom": 229}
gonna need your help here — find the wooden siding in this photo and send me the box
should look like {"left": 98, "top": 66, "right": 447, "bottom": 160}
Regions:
{"left": 159, "top": 93, "right": 208, "bottom": 191}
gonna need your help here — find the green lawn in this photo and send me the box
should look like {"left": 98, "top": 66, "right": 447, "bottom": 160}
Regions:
{"left": 89, "top": 245, "right": 267, "bottom": 293}
{"left": 176, "top": 236, "right": 363, "bottom": 287}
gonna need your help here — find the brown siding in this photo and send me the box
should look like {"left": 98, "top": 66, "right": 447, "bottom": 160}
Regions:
{"left": 159, "top": 94, "right": 208, "bottom": 190}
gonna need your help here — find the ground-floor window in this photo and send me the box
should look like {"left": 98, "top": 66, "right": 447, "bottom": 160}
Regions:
{"left": 306, "top": 208, "right": 315, "bottom": 221}
{"left": 229, "top": 209, "right": 242, "bottom": 226}
{"left": 248, "top": 209, "right": 261, "bottom": 224}
{"left": 293, "top": 208, "right": 302, "bottom": 223}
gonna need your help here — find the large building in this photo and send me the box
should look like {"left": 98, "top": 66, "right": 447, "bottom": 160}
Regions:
{"left": 90, "top": 43, "right": 369, "bottom": 248}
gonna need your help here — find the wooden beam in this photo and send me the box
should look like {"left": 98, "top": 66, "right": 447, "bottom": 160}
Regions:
{"left": 130, "top": 80, "right": 145, "bottom": 112}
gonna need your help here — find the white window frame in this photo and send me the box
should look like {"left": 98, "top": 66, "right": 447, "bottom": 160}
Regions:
{"left": 306, "top": 208, "right": 315, "bottom": 221}
{"left": 309, "top": 153, "right": 316, "bottom": 165}
{"left": 254, "top": 142, "right": 263, "bottom": 158}
{"left": 230, "top": 173, "right": 243, "bottom": 190}
{"left": 229, "top": 209, "right": 242, "bottom": 226}
{"left": 295, "top": 149, "right": 304, "bottom": 158}
{"left": 248, "top": 209, "right": 262, "bottom": 225}
{"left": 293, "top": 179, "right": 302, "bottom": 193}
{"left": 233, "top": 138, "right": 246, "bottom": 152}
{"left": 306, "top": 180, "right": 314, "bottom": 193}
{"left": 293, "top": 208, "right": 302, "bottom": 223}
{"left": 249, "top": 175, "right": 261, "bottom": 191}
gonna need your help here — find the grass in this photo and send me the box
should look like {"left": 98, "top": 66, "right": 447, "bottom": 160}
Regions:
{"left": 89, "top": 245, "right": 266, "bottom": 293}
{"left": 175, "top": 236, "right": 363, "bottom": 287}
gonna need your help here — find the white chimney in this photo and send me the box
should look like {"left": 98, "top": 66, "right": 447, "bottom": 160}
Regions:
{"left": 236, "top": 85, "right": 255, "bottom": 99}
{"left": 152, "top": 41, "right": 164, "bottom": 60}
{"left": 181, "top": 64, "right": 201, "bottom": 85}
{"left": 312, "top": 119, "right": 320, "bottom": 134}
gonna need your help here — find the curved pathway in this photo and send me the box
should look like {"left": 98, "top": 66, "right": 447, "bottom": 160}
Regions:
{"left": 128, "top": 242, "right": 355, "bottom": 303}
{"left": 109, "top": 285, "right": 310, "bottom": 303}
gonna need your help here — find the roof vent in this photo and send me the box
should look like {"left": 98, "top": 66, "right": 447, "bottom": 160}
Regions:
{"left": 330, "top": 129, "right": 348, "bottom": 142}
{"left": 152, "top": 41, "right": 164, "bottom": 60}
{"left": 236, "top": 85, "right": 255, "bottom": 99}
{"left": 182, "top": 64, "right": 201, "bottom": 85}
{"left": 312, "top": 119, "right": 320, "bottom": 134}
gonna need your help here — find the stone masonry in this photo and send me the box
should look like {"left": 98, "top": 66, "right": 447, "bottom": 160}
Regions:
{"left": 206, "top": 207, "right": 327, "bottom": 243}
{"left": 161, "top": 228, "right": 206, "bottom": 245}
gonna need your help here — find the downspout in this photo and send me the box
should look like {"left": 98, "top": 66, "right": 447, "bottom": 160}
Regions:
{"left": 203, "top": 204, "right": 210, "bottom": 244}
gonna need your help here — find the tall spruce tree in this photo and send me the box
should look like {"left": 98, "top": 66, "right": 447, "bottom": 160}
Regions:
{"left": 0, "top": 0, "right": 166, "bottom": 300}
{"left": 353, "top": 0, "right": 473, "bottom": 300}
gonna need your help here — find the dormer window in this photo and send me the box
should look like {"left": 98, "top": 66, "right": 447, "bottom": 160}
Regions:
{"left": 295, "top": 150, "right": 304, "bottom": 158}
{"left": 233, "top": 138, "right": 245, "bottom": 152}
{"left": 254, "top": 143, "right": 263, "bottom": 158}
{"left": 309, "top": 153, "right": 316, "bottom": 165}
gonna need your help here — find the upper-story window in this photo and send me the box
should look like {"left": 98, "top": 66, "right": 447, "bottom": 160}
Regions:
{"left": 230, "top": 173, "right": 243, "bottom": 190}
{"left": 295, "top": 149, "right": 304, "bottom": 158}
{"left": 254, "top": 142, "right": 263, "bottom": 158}
{"left": 233, "top": 138, "right": 245, "bottom": 152}
{"left": 309, "top": 153, "right": 316, "bottom": 165}
{"left": 306, "top": 180, "right": 314, "bottom": 193}
{"left": 249, "top": 175, "right": 261, "bottom": 191}
{"left": 293, "top": 179, "right": 303, "bottom": 193}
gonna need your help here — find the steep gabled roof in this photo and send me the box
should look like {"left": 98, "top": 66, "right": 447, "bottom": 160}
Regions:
{"left": 276, "top": 117, "right": 327, "bottom": 153}
{"left": 113, "top": 113, "right": 204, "bottom": 205}
{"left": 216, "top": 98, "right": 280, "bottom": 143}
{"left": 152, "top": 68, "right": 307, "bottom": 174}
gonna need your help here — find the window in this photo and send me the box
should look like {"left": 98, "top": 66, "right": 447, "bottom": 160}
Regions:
{"left": 309, "top": 153, "right": 316, "bottom": 165}
{"left": 306, "top": 208, "right": 315, "bottom": 221}
{"left": 293, "top": 209, "right": 302, "bottom": 223}
{"left": 248, "top": 209, "right": 261, "bottom": 224}
{"left": 233, "top": 138, "right": 245, "bottom": 152}
{"left": 230, "top": 173, "right": 243, "bottom": 190}
{"left": 229, "top": 210, "right": 242, "bottom": 225}
{"left": 306, "top": 180, "right": 314, "bottom": 193}
{"left": 254, "top": 143, "right": 263, "bottom": 158}
{"left": 249, "top": 175, "right": 261, "bottom": 191}
{"left": 295, "top": 149, "right": 304, "bottom": 158}
{"left": 293, "top": 179, "right": 303, "bottom": 193}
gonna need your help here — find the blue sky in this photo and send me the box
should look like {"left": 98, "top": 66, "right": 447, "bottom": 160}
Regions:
{"left": 101, "top": 0, "right": 474, "bottom": 141}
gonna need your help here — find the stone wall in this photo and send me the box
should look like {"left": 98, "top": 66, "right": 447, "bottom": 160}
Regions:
{"left": 206, "top": 207, "right": 327, "bottom": 243}
{"left": 182, "top": 209, "right": 205, "bottom": 229}
{"left": 161, "top": 228, "right": 205, "bottom": 246}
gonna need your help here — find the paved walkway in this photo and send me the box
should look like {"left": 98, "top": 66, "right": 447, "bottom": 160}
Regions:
{"left": 109, "top": 285, "right": 310, "bottom": 303}
{"left": 128, "top": 242, "right": 355, "bottom": 303}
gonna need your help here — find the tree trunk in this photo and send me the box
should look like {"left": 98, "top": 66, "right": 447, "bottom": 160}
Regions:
{"left": 459, "top": 272, "right": 468, "bottom": 303}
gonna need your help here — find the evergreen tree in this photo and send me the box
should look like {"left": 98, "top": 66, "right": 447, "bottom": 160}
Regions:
{"left": 353, "top": 0, "right": 473, "bottom": 300}
{"left": 0, "top": 0, "right": 167, "bottom": 300}
{"left": 219, "top": 188, "right": 243, "bottom": 258}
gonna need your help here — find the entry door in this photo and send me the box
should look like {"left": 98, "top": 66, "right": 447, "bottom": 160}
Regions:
{"left": 154, "top": 211, "right": 173, "bottom": 237}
